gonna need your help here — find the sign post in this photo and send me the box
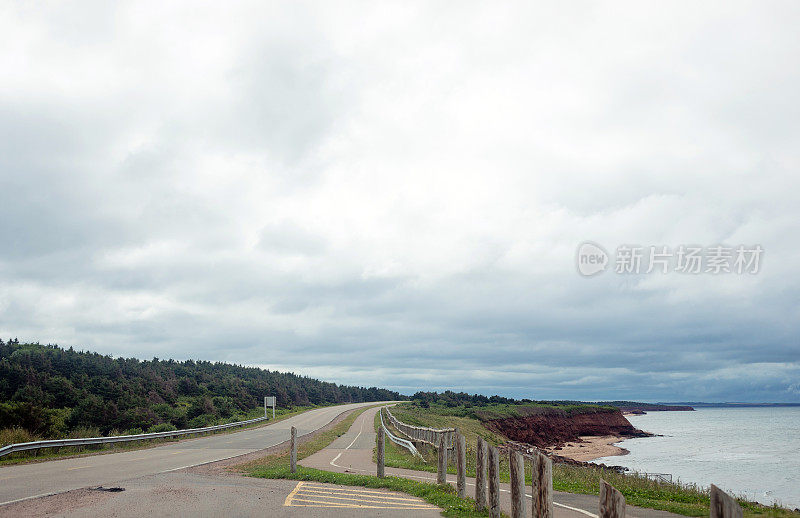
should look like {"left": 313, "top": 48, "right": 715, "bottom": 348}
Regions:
{"left": 265, "top": 396, "right": 276, "bottom": 419}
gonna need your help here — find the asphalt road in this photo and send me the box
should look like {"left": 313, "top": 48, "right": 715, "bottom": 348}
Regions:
{"left": 0, "top": 402, "right": 380, "bottom": 507}
{"left": 0, "top": 473, "right": 441, "bottom": 517}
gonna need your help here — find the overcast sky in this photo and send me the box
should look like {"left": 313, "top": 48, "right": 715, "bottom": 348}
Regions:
{"left": 1, "top": 1, "right": 798, "bottom": 402}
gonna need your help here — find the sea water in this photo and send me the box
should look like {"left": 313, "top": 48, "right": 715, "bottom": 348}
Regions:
{"left": 592, "top": 407, "right": 800, "bottom": 509}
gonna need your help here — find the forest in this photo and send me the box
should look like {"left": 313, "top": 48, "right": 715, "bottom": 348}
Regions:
{"left": 0, "top": 339, "right": 402, "bottom": 439}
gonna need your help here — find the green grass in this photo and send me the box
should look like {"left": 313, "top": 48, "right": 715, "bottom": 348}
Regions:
{"left": 382, "top": 404, "right": 800, "bottom": 518}
{"left": 0, "top": 404, "right": 319, "bottom": 466}
{"left": 243, "top": 405, "right": 501, "bottom": 517}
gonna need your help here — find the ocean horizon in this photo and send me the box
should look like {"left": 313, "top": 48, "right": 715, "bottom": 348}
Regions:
{"left": 593, "top": 406, "right": 800, "bottom": 509}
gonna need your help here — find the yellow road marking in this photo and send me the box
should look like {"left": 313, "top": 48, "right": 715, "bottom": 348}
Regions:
{"left": 286, "top": 481, "right": 439, "bottom": 510}
{"left": 121, "top": 456, "right": 147, "bottom": 462}
{"left": 295, "top": 492, "right": 434, "bottom": 506}
{"left": 291, "top": 497, "right": 438, "bottom": 509}
{"left": 283, "top": 481, "right": 304, "bottom": 506}
{"left": 67, "top": 466, "right": 89, "bottom": 470}
{"left": 298, "top": 488, "right": 429, "bottom": 502}
{"left": 169, "top": 451, "right": 184, "bottom": 455}
{"left": 302, "top": 483, "right": 419, "bottom": 496}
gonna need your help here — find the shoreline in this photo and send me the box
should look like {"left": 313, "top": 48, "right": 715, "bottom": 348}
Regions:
{"left": 546, "top": 435, "right": 629, "bottom": 462}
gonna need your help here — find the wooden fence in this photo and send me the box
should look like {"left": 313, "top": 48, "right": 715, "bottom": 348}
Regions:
{"left": 383, "top": 406, "right": 456, "bottom": 449}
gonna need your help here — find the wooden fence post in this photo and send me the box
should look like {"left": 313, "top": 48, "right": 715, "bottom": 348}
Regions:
{"left": 456, "top": 431, "right": 466, "bottom": 498}
{"left": 532, "top": 451, "right": 553, "bottom": 518}
{"left": 290, "top": 426, "right": 297, "bottom": 473}
{"left": 599, "top": 479, "right": 625, "bottom": 518}
{"left": 437, "top": 433, "right": 448, "bottom": 484}
{"left": 710, "top": 485, "right": 743, "bottom": 518}
{"left": 488, "top": 445, "right": 501, "bottom": 518}
{"left": 510, "top": 450, "right": 526, "bottom": 518}
{"left": 377, "top": 426, "right": 385, "bottom": 478}
{"left": 475, "top": 437, "right": 487, "bottom": 511}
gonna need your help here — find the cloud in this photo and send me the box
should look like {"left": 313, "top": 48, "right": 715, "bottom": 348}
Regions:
{"left": 0, "top": 1, "right": 798, "bottom": 402}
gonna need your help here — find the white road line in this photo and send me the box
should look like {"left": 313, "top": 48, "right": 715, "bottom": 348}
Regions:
{"left": 345, "top": 414, "right": 365, "bottom": 450}
{"left": 330, "top": 452, "right": 343, "bottom": 466}
{"left": 330, "top": 411, "right": 367, "bottom": 468}
{"left": 0, "top": 491, "right": 61, "bottom": 507}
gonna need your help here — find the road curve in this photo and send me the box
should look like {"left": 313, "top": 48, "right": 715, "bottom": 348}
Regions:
{"left": 0, "top": 402, "right": 381, "bottom": 507}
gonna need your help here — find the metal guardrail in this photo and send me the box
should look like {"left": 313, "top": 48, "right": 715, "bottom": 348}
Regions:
{"left": 383, "top": 407, "right": 456, "bottom": 449}
{"left": 0, "top": 414, "right": 270, "bottom": 458}
{"left": 379, "top": 408, "right": 421, "bottom": 458}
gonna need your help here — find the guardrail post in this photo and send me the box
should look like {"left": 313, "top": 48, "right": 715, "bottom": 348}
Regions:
{"left": 437, "top": 433, "right": 448, "bottom": 484}
{"left": 510, "top": 450, "right": 525, "bottom": 518}
{"left": 377, "top": 426, "right": 385, "bottom": 478}
{"left": 488, "top": 445, "right": 500, "bottom": 518}
{"left": 290, "top": 426, "right": 297, "bottom": 473}
{"left": 456, "top": 430, "right": 466, "bottom": 498}
{"left": 710, "top": 484, "right": 742, "bottom": 518}
{"left": 532, "top": 451, "right": 553, "bottom": 518}
{"left": 599, "top": 479, "right": 625, "bottom": 518}
{"left": 475, "top": 437, "right": 487, "bottom": 511}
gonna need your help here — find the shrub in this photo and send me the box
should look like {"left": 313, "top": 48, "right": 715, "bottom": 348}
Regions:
{"left": 147, "top": 423, "right": 178, "bottom": 433}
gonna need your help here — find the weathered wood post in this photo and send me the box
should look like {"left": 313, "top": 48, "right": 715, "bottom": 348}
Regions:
{"left": 377, "top": 426, "right": 385, "bottom": 478}
{"left": 488, "top": 445, "right": 501, "bottom": 518}
{"left": 437, "top": 433, "right": 448, "bottom": 484}
{"left": 290, "top": 426, "right": 297, "bottom": 473}
{"left": 532, "top": 451, "right": 553, "bottom": 518}
{"left": 510, "top": 450, "right": 526, "bottom": 518}
{"left": 710, "top": 484, "right": 743, "bottom": 518}
{"left": 599, "top": 479, "right": 625, "bottom": 518}
{"left": 456, "top": 430, "right": 466, "bottom": 498}
{"left": 475, "top": 436, "right": 488, "bottom": 511}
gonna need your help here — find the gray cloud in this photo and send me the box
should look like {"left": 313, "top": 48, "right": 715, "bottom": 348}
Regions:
{"left": 1, "top": 1, "right": 798, "bottom": 403}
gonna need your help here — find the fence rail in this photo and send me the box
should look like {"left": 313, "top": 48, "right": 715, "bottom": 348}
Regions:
{"left": 383, "top": 406, "right": 456, "bottom": 449}
{"left": 378, "top": 408, "right": 421, "bottom": 458}
{"left": 0, "top": 414, "right": 270, "bottom": 458}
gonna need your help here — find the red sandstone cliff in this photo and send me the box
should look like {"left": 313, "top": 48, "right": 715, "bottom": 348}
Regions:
{"left": 482, "top": 407, "right": 650, "bottom": 449}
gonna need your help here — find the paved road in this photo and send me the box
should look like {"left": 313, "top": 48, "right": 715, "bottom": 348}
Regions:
{"left": 301, "top": 406, "right": 684, "bottom": 518}
{"left": 0, "top": 402, "right": 380, "bottom": 507}
{"left": 0, "top": 473, "right": 441, "bottom": 517}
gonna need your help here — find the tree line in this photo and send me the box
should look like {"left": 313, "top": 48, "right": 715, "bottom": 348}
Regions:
{"left": 0, "top": 339, "right": 403, "bottom": 438}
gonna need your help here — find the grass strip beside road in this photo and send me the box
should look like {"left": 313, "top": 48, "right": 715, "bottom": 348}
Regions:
{"left": 243, "top": 405, "right": 499, "bottom": 517}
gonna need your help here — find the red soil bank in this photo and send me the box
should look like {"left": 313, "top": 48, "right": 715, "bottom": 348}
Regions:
{"left": 483, "top": 408, "right": 650, "bottom": 449}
